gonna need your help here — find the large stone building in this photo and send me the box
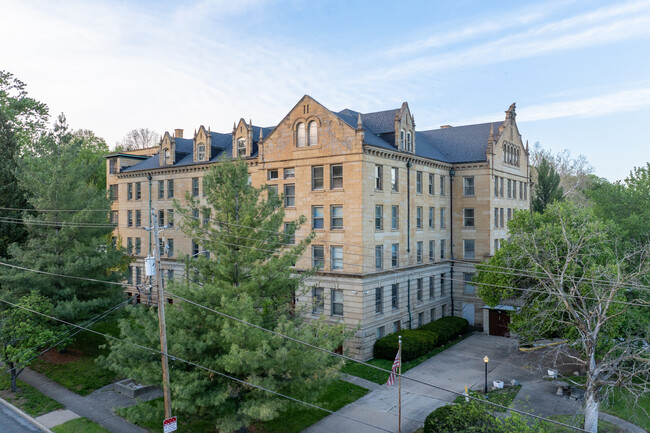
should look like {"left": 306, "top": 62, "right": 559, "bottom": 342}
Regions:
{"left": 106, "top": 96, "right": 530, "bottom": 360}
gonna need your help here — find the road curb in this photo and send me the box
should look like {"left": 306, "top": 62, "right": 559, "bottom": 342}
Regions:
{"left": 0, "top": 396, "right": 55, "bottom": 433}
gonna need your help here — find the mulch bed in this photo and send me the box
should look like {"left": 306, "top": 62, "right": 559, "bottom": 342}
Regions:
{"left": 39, "top": 348, "right": 83, "bottom": 364}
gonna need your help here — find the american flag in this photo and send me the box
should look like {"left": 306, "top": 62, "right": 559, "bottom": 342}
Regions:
{"left": 386, "top": 348, "right": 400, "bottom": 386}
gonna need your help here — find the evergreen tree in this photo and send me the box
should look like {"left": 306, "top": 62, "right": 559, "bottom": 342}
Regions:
{"left": 100, "top": 158, "right": 347, "bottom": 432}
{"left": 532, "top": 156, "right": 564, "bottom": 213}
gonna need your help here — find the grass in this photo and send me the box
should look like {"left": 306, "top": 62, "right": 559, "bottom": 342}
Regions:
{"left": 601, "top": 387, "right": 650, "bottom": 432}
{"left": 0, "top": 374, "right": 63, "bottom": 416}
{"left": 544, "top": 415, "right": 625, "bottom": 433}
{"left": 30, "top": 318, "right": 123, "bottom": 396}
{"left": 453, "top": 385, "right": 521, "bottom": 412}
{"left": 52, "top": 417, "right": 111, "bottom": 433}
{"left": 341, "top": 332, "right": 473, "bottom": 384}
{"left": 117, "top": 379, "right": 368, "bottom": 433}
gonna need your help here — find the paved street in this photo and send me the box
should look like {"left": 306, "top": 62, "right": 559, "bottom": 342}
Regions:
{"left": 0, "top": 399, "right": 45, "bottom": 433}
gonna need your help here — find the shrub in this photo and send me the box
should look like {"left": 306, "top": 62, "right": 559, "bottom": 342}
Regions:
{"left": 373, "top": 329, "right": 439, "bottom": 362}
{"left": 423, "top": 402, "right": 498, "bottom": 433}
{"left": 419, "top": 316, "right": 469, "bottom": 344}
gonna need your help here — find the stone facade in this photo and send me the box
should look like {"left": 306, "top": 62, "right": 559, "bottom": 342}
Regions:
{"left": 106, "top": 96, "right": 530, "bottom": 360}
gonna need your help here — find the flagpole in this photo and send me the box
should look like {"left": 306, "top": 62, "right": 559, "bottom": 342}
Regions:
{"left": 398, "top": 335, "right": 402, "bottom": 433}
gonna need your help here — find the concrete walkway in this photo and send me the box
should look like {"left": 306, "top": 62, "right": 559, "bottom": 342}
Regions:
{"left": 19, "top": 368, "right": 150, "bottom": 433}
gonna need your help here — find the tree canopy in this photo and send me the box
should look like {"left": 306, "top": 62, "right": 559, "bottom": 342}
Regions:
{"left": 532, "top": 156, "right": 564, "bottom": 213}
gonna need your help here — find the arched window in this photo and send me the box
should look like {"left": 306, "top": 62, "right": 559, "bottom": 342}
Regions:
{"left": 296, "top": 122, "right": 306, "bottom": 147}
{"left": 400, "top": 129, "right": 405, "bottom": 149}
{"left": 503, "top": 144, "right": 507, "bottom": 163}
{"left": 406, "top": 132, "right": 412, "bottom": 152}
{"left": 197, "top": 143, "right": 206, "bottom": 161}
{"left": 237, "top": 138, "right": 246, "bottom": 156}
{"left": 164, "top": 148, "right": 171, "bottom": 163}
{"left": 308, "top": 121, "right": 318, "bottom": 146}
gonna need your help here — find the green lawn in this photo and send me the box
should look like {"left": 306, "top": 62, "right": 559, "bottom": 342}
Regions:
{"left": 453, "top": 385, "right": 521, "bottom": 412}
{"left": 52, "top": 417, "right": 111, "bottom": 433}
{"left": 601, "top": 388, "right": 650, "bottom": 432}
{"left": 341, "top": 332, "right": 472, "bottom": 384}
{"left": 30, "top": 319, "right": 123, "bottom": 396}
{"left": 544, "top": 415, "right": 625, "bottom": 433}
{"left": 0, "top": 374, "right": 63, "bottom": 416}
{"left": 117, "top": 379, "right": 368, "bottom": 433}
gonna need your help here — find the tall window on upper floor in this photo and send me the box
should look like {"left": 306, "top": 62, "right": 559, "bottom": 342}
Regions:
{"left": 308, "top": 121, "right": 318, "bottom": 146}
{"left": 237, "top": 138, "right": 246, "bottom": 157}
{"left": 406, "top": 131, "right": 412, "bottom": 152}
{"left": 416, "top": 171, "right": 423, "bottom": 194}
{"left": 400, "top": 129, "right": 405, "bottom": 149}
{"left": 391, "top": 167, "right": 399, "bottom": 192}
{"left": 296, "top": 122, "right": 306, "bottom": 147}
{"left": 463, "top": 209, "right": 475, "bottom": 227}
{"left": 464, "top": 239, "right": 475, "bottom": 259}
{"left": 429, "top": 173, "right": 435, "bottom": 195}
{"left": 330, "top": 165, "right": 343, "bottom": 189}
{"left": 312, "top": 166, "right": 324, "bottom": 190}
{"left": 375, "top": 165, "right": 383, "bottom": 190}
{"left": 197, "top": 143, "right": 206, "bottom": 161}
{"left": 463, "top": 176, "right": 474, "bottom": 196}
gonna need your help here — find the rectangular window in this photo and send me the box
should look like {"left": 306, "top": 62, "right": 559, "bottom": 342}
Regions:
{"left": 331, "top": 289, "right": 343, "bottom": 316}
{"left": 519, "top": 181, "right": 523, "bottom": 199}
{"left": 377, "top": 326, "right": 385, "bottom": 339}
{"left": 192, "top": 208, "right": 199, "bottom": 224}
{"left": 268, "top": 184, "right": 279, "bottom": 196}
{"left": 312, "top": 166, "right": 324, "bottom": 190}
{"left": 391, "top": 167, "right": 399, "bottom": 192}
{"left": 464, "top": 208, "right": 475, "bottom": 227}
{"left": 158, "top": 209, "right": 165, "bottom": 227}
{"left": 127, "top": 210, "right": 133, "bottom": 227}
{"left": 375, "top": 288, "right": 383, "bottom": 314}
{"left": 463, "top": 176, "right": 475, "bottom": 196}
{"left": 429, "top": 276, "right": 435, "bottom": 298}
{"left": 418, "top": 312, "right": 424, "bottom": 327}
{"left": 441, "top": 304, "right": 447, "bottom": 317}
{"left": 375, "top": 205, "right": 383, "bottom": 230}
{"left": 441, "top": 274, "right": 446, "bottom": 296}
{"left": 507, "top": 208, "right": 512, "bottom": 221}
{"left": 312, "top": 245, "right": 324, "bottom": 268}
{"left": 507, "top": 179, "right": 512, "bottom": 198}
{"left": 167, "top": 239, "right": 174, "bottom": 257}
{"left": 284, "top": 222, "right": 295, "bottom": 245}
{"left": 375, "top": 245, "right": 383, "bottom": 269}
{"left": 513, "top": 180, "right": 517, "bottom": 199}
{"left": 126, "top": 237, "right": 133, "bottom": 254}
{"left": 500, "top": 208, "right": 504, "bottom": 227}
{"left": 440, "top": 208, "right": 446, "bottom": 229}
{"left": 524, "top": 183, "right": 528, "bottom": 200}
{"left": 429, "top": 240, "right": 434, "bottom": 262}
{"left": 331, "top": 205, "right": 343, "bottom": 229}
{"left": 110, "top": 210, "right": 118, "bottom": 225}
{"left": 109, "top": 159, "right": 117, "bottom": 174}
{"left": 135, "top": 182, "right": 141, "bottom": 200}
{"left": 192, "top": 241, "right": 199, "bottom": 257}
{"left": 330, "top": 164, "right": 343, "bottom": 189}
{"left": 391, "top": 283, "right": 399, "bottom": 309}
{"left": 494, "top": 208, "right": 499, "bottom": 228}
{"left": 158, "top": 180, "right": 164, "bottom": 199}
{"left": 416, "top": 206, "right": 423, "bottom": 229}
{"left": 494, "top": 176, "right": 499, "bottom": 197}
{"left": 440, "top": 175, "right": 445, "bottom": 195}
{"left": 127, "top": 183, "right": 133, "bottom": 200}
{"left": 494, "top": 239, "right": 499, "bottom": 253}
{"left": 134, "top": 237, "right": 141, "bottom": 255}
{"left": 202, "top": 177, "right": 207, "bottom": 197}
{"left": 202, "top": 209, "right": 210, "bottom": 226}
{"left": 135, "top": 210, "right": 141, "bottom": 227}
{"left": 391, "top": 243, "right": 399, "bottom": 267}
{"left": 431, "top": 308, "right": 436, "bottom": 322}
{"left": 284, "top": 184, "right": 295, "bottom": 207}
{"left": 428, "top": 173, "right": 434, "bottom": 195}
{"left": 393, "top": 320, "right": 401, "bottom": 333}
{"left": 375, "top": 165, "right": 383, "bottom": 190}
{"left": 167, "top": 269, "right": 174, "bottom": 282}
{"left": 416, "top": 171, "right": 423, "bottom": 193}
{"left": 167, "top": 180, "right": 174, "bottom": 198}
{"left": 416, "top": 241, "right": 423, "bottom": 263}
{"left": 391, "top": 205, "right": 399, "bottom": 230}
{"left": 109, "top": 185, "right": 118, "bottom": 201}
{"left": 330, "top": 246, "right": 343, "bottom": 270}
{"left": 127, "top": 267, "right": 133, "bottom": 285}
{"left": 135, "top": 267, "right": 141, "bottom": 285}
{"left": 417, "top": 278, "right": 423, "bottom": 301}
{"left": 168, "top": 209, "right": 174, "bottom": 227}
{"left": 192, "top": 178, "right": 199, "bottom": 197}
{"left": 312, "top": 206, "right": 324, "bottom": 229}
{"left": 464, "top": 239, "right": 475, "bottom": 259}
{"left": 500, "top": 177, "right": 504, "bottom": 197}
{"left": 312, "top": 287, "right": 324, "bottom": 314}
{"left": 464, "top": 272, "right": 476, "bottom": 294}
{"left": 440, "top": 239, "right": 446, "bottom": 259}
{"left": 267, "top": 169, "right": 279, "bottom": 180}
{"left": 428, "top": 207, "right": 434, "bottom": 228}
{"left": 284, "top": 167, "right": 295, "bottom": 179}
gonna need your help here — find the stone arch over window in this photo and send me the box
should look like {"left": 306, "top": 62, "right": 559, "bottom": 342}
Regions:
{"left": 308, "top": 120, "right": 318, "bottom": 146}
{"left": 296, "top": 122, "right": 306, "bottom": 147}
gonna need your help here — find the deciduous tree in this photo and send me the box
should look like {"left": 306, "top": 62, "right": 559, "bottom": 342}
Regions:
{"left": 532, "top": 156, "right": 563, "bottom": 213}
{"left": 115, "top": 128, "right": 159, "bottom": 150}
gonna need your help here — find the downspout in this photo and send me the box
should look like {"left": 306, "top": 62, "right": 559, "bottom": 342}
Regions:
{"left": 449, "top": 169, "right": 455, "bottom": 317}
{"left": 406, "top": 160, "right": 412, "bottom": 329}
{"left": 147, "top": 173, "right": 152, "bottom": 255}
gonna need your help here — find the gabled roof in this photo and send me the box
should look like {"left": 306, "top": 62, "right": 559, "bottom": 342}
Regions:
{"left": 417, "top": 122, "right": 503, "bottom": 163}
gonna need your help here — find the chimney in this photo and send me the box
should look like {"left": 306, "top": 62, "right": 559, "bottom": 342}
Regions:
{"left": 440, "top": 125, "right": 452, "bottom": 129}
{"left": 174, "top": 129, "right": 184, "bottom": 138}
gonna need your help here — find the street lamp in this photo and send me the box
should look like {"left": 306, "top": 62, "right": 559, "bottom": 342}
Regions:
{"left": 484, "top": 355, "right": 489, "bottom": 396}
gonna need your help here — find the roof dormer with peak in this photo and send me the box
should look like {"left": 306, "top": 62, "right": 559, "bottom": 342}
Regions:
{"left": 159, "top": 131, "right": 176, "bottom": 167}
{"left": 194, "top": 125, "right": 212, "bottom": 163}
{"left": 394, "top": 102, "right": 415, "bottom": 154}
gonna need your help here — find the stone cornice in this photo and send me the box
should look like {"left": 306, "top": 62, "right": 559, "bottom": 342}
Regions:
{"left": 116, "top": 158, "right": 259, "bottom": 179}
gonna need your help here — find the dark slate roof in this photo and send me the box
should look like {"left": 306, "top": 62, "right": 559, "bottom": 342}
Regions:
{"left": 417, "top": 122, "right": 502, "bottom": 163}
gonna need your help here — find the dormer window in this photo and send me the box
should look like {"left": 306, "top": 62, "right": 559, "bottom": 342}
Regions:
{"left": 164, "top": 148, "right": 171, "bottom": 163}
{"left": 400, "top": 129, "right": 405, "bottom": 149}
{"left": 237, "top": 138, "right": 246, "bottom": 157}
{"left": 296, "top": 122, "right": 306, "bottom": 147}
{"left": 406, "top": 132, "right": 412, "bottom": 152}
{"left": 308, "top": 121, "right": 318, "bottom": 146}
{"left": 197, "top": 143, "right": 206, "bottom": 161}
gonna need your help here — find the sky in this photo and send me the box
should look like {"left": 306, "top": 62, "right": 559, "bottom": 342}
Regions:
{"left": 1, "top": 0, "right": 649, "bottom": 181}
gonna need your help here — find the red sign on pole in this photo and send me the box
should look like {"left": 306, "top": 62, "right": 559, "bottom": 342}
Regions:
{"left": 163, "top": 416, "right": 177, "bottom": 433}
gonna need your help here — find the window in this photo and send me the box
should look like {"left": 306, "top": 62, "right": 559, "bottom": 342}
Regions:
{"left": 375, "top": 165, "right": 383, "bottom": 190}
{"left": 464, "top": 273, "right": 476, "bottom": 294}
{"left": 312, "top": 245, "right": 324, "bottom": 268}
{"left": 507, "top": 208, "right": 512, "bottom": 221}
{"left": 391, "top": 243, "right": 399, "bottom": 267}
{"left": 127, "top": 267, "right": 133, "bottom": 284}
{"left": 507, "top": 179, "right": 512, "bottom": 198}
{"left": 464, "top": 209, "right": 475, "bottom": 227}
{"left": 375, "top": 288, "right": 383, "bottom": 314}
{"left": 202, "top": 209, "right": 210, "bottom": 226}
{"left": 268, "top": 184, "right": 279, "bottom": 196}
{"left": 429, "top": 240, "right": 434, "bottom": 262}
{"left": 296, "top": 122, "right": 306, "bottom": 147}
{"left": 331, "top": 289, "right": 343, "bottom": 316}
{"left": 135, "top": 182, "right": 141, "bottom": 200}
{"left": 519, "top": 181, "right": 523, "bottom": 199}
{"left": 391, "top": 205, "right": 399, "bottom": 230}
{"left": 167, "top": 239, "right": 174, "bottom": 257}
{"left": 192, "top": 241, "right": 199, "bottom": 257}
{"left": 266, "top": 169, "right": 279, "bottom": 181}
{"left": 308, "top": 121, "right": 318, "bottom": 146}
{"left": 157, "top": 180, "right": 164, "bottom": 199}
{"left": 109, "top": 185, "right": 118, "bottom": 201}
{"left": 127, "top": 210, "right": 133, "bottom": 227}
{"left": 440, "top": 208, "right": 446, "bottom": 229}
{"left": 524, "top": 183, "right": 528, "bottom": 200}
{"left": 494, "top": 176, "right": 499, "bottom": 197}
{"left": 158, "top": 210, "right": 165, "bottom": 227}
{"left": 167, "top": 180, "right": 174, "bottom": 198}
{"left": 391, "top": 283, "right": 399, "bottom": 309}
{"left": 416, "top": 206, "right": 423, "bottom": 229}
{"left": 192, "top": 208, "right": 199, "bottom": 224}
{"left": 512, "top": 181, "right": 517, "bottom": 199}
{"left": 431, "top": 307, "right": 436, "bottom": 322}
{"left": 418, "top": 312, "right": 424, "bottom": 327}
{"left": 375, "top": 205, "right": 383, "bottom": 230}
{"left": 441, "top": 304, "right": 447, "bottom": 317}
{"left": 110, "top": 210, "right": 118, "bottom": 225}
{"left": 400, "top": 129, "right": 404, "bottom": 148}
{"left": 464, "top": 239, "right": 475, "bottom": 259}
{"left": 312, "top": 166, "right": 324, "bottom": 190}
{"left": 428, "top": 173, "right": 434, "bottom": 195}
{"left": 463, "top": 176, "right": 475, "bottom": 196}
{"left": 393, "top": 320, "right": 401, "bottom": 333}
{"left": 284, "top": 184, "right": 295, "bottom": 207}
{"left": 429, "top": 276, "right": 435, "bottom": 299}
{"left": 500, "top": 208, "right": 504, "bottom": 227}
{"left": 441, "top": 274, "right": 446, "bottom": 296}
{"left": 126, "top": 237, "right": 133, "bottom": 254}
{"left": 416, "top": 241, "right": 423, "bottom": 263}
{"left": 127, "top": 183, "right": 133, "bottom": 200}
{"left": 167, "top": 209, "right": 173, "bottom": 228}
{"left": 494, "top": 239, "right": 499, "bottom": 253}
{"left": 135, "top": 267, "right": 141, "bottom": 285}
{"left": 135, "top": 210, "right": 141, "bottom": 227}
{"left": 416, "top": 171, "right": 423, "bottom": 193}
{"left": 197, "top": 143, "right": 206, "bottom": 161}
{"left": 312, "top": 287, "right": 324, "bottom": 314}
{"left": 377, "top": 326, "right": 385, "bottom": 339}
{"left": 391, "top": 167, "right": 398, "bottom": 192}
{"left": 500, "top": 177, "right": 504, "bottom": 197}
{"left": 284, "top": 222, "right": 295, "bottom": 245}
{"left": 375, "top": 245, "right": 383, "bottom": 269}
{"left": 167, "top": 269, "right": 174, "bottom": 282}
{"left": 330, "top": 165, "right": 343, "bottom": 189}
{"left": 109, "top": 159, "right": 117, "bottom": 174}
{"left": 417, "top": 278, "right": 423, "bottom": 301}
{"left": 284, "top": 167, "right": 295, "bottom": 179}
{"left": 440, "top": 239, "right": 446, "bottom": 259}
{"left": 428, "top": 207, "right": 434, "bottom": 228}
{"left": 440, "top": 175, "right": 445, "bottom": 195}
{"left": 312, "top": 206, "right": 324, "bottom": 229}
{"left": 407, "top": 131, "right": 412, "bottom": 152}
{"left": 192, "top": 178, "right": 199, "bottom": 197}
{"left": 494, "top": 208, "right": 499, "bottom": 228}
{"left": 237, "top": 138, "right": 246, "bottom": 156}
{"left": 329, "top": 206, "right": 343, "bottom": 229}
{"left": 331, "top": 246, "right": 343, "bottom": 270}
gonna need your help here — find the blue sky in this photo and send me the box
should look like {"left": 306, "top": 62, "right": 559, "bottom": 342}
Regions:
{"left": 2, "top": 0, "right": 649, "bottom": 181}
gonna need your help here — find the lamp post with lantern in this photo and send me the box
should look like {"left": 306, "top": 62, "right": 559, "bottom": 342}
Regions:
{"left": 484, "top": 355, "right": 489, "bottom": 396}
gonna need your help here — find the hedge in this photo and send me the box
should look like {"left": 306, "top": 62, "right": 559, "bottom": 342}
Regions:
{"left": 419, "top": 316, "right": 469, "bottom": 344}
{"left": 423, "top": 402, "right": 498, "bottom": 433}
{"left": 373, "top": 329, "right": 439, "bottom": 362}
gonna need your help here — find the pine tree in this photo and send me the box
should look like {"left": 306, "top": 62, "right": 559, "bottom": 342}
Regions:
{"left": 100, "top": 158, "right": 347, "bottom": 432}
{"left": 532, "top": 156, "right": 564, "bottom": 213}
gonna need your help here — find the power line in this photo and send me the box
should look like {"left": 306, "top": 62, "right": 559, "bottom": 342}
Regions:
{"left": 0, "top": 207, "right": 110, "bottom": 213}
